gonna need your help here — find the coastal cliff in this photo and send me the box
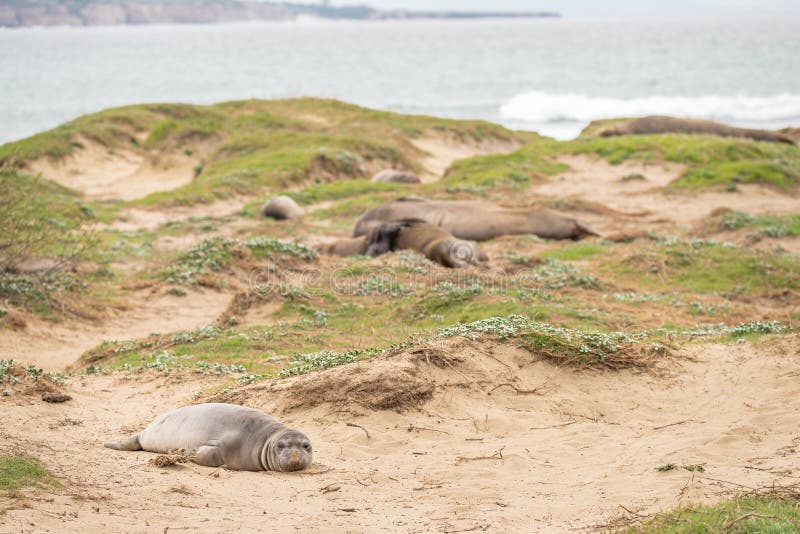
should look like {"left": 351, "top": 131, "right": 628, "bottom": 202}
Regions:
{"left": 0, "top": 0, "right": 560, "bottom": 27}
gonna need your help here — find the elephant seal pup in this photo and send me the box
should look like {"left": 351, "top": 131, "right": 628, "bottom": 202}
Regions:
{"left": 104, "top": 403, "right": 312, "bottom": 472}
{"left": 318, "top": 221, "right": 404, "bottom": 258}
{"left": 261, "top": 195, "right": 303, "bottom": 220}
{"left": 319, "top": 235, "right": 369, "bottom": 257}
{"left": 366, "top": 219, "right": 487, "bottom": 268}
{"left": 599, "top": 116, "right": 795, "bottom": 145}
{"left": 353, "top": 198, "right": 598, "bottom": 241}
{"left": 371, "top": 169, "right": 421, "bottom": 184}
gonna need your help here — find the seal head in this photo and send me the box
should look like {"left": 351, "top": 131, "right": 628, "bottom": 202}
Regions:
{"left": 262, "top": 429, "right": 313, "bottom": 472}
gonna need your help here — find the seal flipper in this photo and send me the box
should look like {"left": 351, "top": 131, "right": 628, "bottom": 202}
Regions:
{"left": 194, "top": 444, "right": 224, "bottom": 468}
{"left": 574, "top": 219, "right": 600, "bottom": 239}
{"left": 104, "top": 433, "right": 142, "bottom": 451}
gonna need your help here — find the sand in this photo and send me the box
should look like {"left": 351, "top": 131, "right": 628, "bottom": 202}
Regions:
{"left": 28, "top": 137, "right": 201, "bottom": 201}
{"left": 411, "top": 135, "right": 520, "bottom": 182}
{"left": 0, "top": 288, "right": 232, "bottom": 370}
{"left": 1, "top": 336, "right": 798, "bottom": 532}
{"left": 532, "top": 155, "right": 800, "bottom": 240}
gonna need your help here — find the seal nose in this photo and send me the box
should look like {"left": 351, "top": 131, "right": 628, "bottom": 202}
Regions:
{"left": 286, "top": 451, "right": 304, "bottom": 471}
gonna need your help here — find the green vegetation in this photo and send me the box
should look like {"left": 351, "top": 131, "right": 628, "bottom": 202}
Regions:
{"left": 84, "top": 314, "right": 739, "bottom": 376}
{"left": 2, "top": 98, "right": 517, "bottom": 207}
{"left": 0, "top": 170, "right": 99, "bottom": 315}
{"left": 567, "top": 133, "right": 800, "bottom": 190}
{"left": 0, "top": 171, "right": 95, "bottom": 268}
{"left": 1, "top": 98, "right": 797, "bottom": 346}
{"left": 719, "top": 210, "right": 800, "bottom": 237}
{"left": 0, "top": 455, "right": 58, "bottom": 493}
{"left": 603, "top": 239, "right": 798, "bottom": 295}
{"left": 625, "top": 494, "right": 800, "bottom": 533}
{"left": 438, "top": 124, "right": 800, "bottom": 192}
{"left": 444, "top": 136, "right": 564, "bottom": 188}
{"left": 162, "top": 236, "right": 317, "bottom": 285}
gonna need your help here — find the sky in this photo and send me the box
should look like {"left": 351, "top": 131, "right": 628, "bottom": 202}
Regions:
{"left": 329, "top": 0, "right": 800, "bottom": 18}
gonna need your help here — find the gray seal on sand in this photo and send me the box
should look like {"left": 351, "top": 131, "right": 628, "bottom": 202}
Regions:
{"left": 261, "top": 195, "right": 303, "bottom": 220}
{"left": 370, "top": 169, "right": 421, "bottom": 184}
{"left": 104, "top": 403, "right": 313, "bottom": 472}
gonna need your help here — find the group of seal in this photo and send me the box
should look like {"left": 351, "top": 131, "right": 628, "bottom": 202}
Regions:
{"left": 318, "top": 218, "right": 488, "bottom": 268}
{"left": 263, "top": 193, "right": 598, "bottom": 268}
{"left": 352, "top": 197, "right": 598, "bottom": 242}
{"left": 105, "top": 403, "right": 313, "bottom": 472}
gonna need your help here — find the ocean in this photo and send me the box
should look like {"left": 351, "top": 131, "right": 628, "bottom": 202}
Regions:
{"left": 1, "top": 16, "right": 799, "bottom": 144}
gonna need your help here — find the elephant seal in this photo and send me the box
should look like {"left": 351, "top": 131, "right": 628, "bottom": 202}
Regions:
{"left": 104, "top": 403, "right": 312, "bottom": 472}
{"left": 319, "top": 235, "right": 369, "bottom": 257}
{"left": 371, "top": 169, "right": 421, "bottom": 184}
{"left": 261, "top": 195, "right": 302, "bottom": 220}
{"left": 599, "top": 116, "right": 795, "bottom": 145}
{"left": 366, "top": 219, "right": 487, "bottom": 268}
{"left": 353, "top": 198, "right": 598, "bottom": 241}
{"left": 318, "top": 221, "right": 403, "bottom": 258}
{"left": 320, "top": 220, "right": 483, "bottom": 267}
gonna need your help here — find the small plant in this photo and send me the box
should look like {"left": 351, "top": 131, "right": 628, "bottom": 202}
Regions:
{"left": 0, "top": 360, "right": 14, "bottom": 381}
{"left": 506, "top": 251, "right": 531, "bottom": 265}
{"left": 162, "top": 237, "right": 234, "bottom": 285}
{"left": 682, "top": 464, "right": 705, "bottom": 472}
{"left": 728, "top": 320, "right": 786, "bottom": 337}
{"left": 656, "top": 463, "right": 705, "bottom": 473}
{"left": 0, "top": 455, "right": 59, "bottom": 492}
{"left": 244, "top": 237, "right": 318, "bottom": 260}
{"left": 533, "top": 259, "right": 601, "bottom": 289}
{"left": 170, "top": 325, "right": 223, "bottom": 344}
{"left": 354, "top": 276, "right": 411, "bottom": 297}
{"left": 281, "top": 348, "right": 380, "bottom": 376}
{"left": 166, "top": 287, "right": 187, "bottom": 297}
{"left": 57, "top": 417, "right": 83, "bottom": 427}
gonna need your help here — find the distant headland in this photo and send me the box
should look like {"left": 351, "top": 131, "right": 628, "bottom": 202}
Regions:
{"left": 0, "top": 0, "right": 561, "bottom": 27}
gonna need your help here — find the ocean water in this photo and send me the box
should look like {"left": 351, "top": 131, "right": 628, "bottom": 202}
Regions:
{"left": 1, "top": 16, "right": 799, "bottom": 144}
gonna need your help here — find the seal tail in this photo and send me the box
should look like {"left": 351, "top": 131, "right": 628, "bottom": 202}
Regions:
{"left": 104, "top": 433, "right": 142, "bottom": 451}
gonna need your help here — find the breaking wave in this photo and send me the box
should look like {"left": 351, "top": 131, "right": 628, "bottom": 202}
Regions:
{"left": 499, "top": 91, "right": 800, "bottom": 125}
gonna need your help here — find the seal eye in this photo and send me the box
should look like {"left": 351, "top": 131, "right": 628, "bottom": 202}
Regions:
{"left": 277, "top": 443, "right": 286, "bottom": 450}
{"left": 303, "top": 444, "right": 311, "bottom": 451}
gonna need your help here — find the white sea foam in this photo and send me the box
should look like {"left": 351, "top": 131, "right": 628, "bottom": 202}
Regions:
{"left": 499, "top": 91, "right": 800, "bottom": 125}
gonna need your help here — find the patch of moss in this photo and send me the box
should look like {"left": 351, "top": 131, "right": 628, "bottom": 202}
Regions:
{"left": 0, "top": 456, "right": 59, "bottom": 493}
{"left": 623, "top": 494, "right": 800, "bottom": 533}
{"left": 542, "top": 242, "right": 606, "bottom": 261}
{"left": 719, "top": 210, "right": 800, "bottom": 237}
{"left": 675, "top": 160, "right": 798, "bottom": 190}
{"left": 444, "top": 136, "right": 565, "bottom": 187}
{"left": 604, "top": 240, "right": 798, "bottom": 295}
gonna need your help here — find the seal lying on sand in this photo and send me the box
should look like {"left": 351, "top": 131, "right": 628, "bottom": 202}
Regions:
{"left": 353, "top": 198, "right": 598, "bottom": 241}
{"left": 105, "top": 403, "right": 312, "bottom": 472}
{"left": 599, "top": 116, "right": 795, "bottom": 145}
{"left": 370, "top": 169, "right": 421, "bottom": 184}
{"left": 261, "top": 195, "right": 303, "bottom": 220}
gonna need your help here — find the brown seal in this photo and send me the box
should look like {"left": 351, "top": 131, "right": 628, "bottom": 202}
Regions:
{"left": 320, "top": 220, "right": 485, "bottom": 268}
{"left": 366, "top": 219, "right": 487, "bottom": 268}
{"left": 599, "top": 116, "right": 795, "bottom": 145}
{"left": 353, "top": 198, "right": 598, "bottom": 241}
